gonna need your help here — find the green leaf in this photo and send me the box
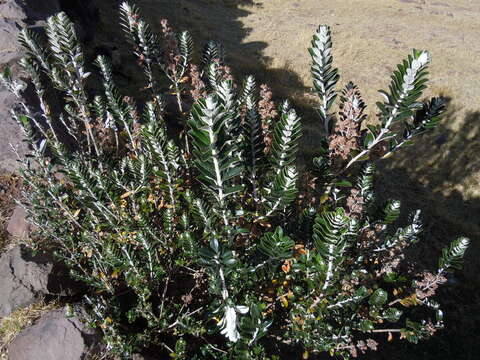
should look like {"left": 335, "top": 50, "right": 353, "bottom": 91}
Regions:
{"left": 359, "top": 319, "right": 374, "bottom": 331}
{"left": 377, "top": 50, "right": 430, "bottom": 127}
{"left": 2, "top": 67, "right": 11, "bottom": 80}
{"left": 439, "top": 236, "right": 470, "bottom": 272}
{"left": 363, "top": 132, "right": 375, "bottom": 148}
{"left": 264, "top": 165, "right": 298, "bottom": 216}
{"left": 258, "top": 227, "right": 294, "bottom": 260}
{"left": 210, "top": 237, "right": 220, "bottom": 254}
{"left": 369, "top": 288, "right": 388, "bottom": 306}
{"left": 382, "top": 199, "right": 401, "bottom": 224}
{"left": 335, "top": 180, "right": 352, "bottom": 187}
{"left": 269, "top": 108, "right": 302, "bottom": 173}
{"left": 309, "top": 25, "right": 339, "bottom": 133}
{"left": 19, "top": 115, "right": 30, "bottom": 127}
{"left": 188, "top": 94, "right": 244, "bottom": 206}
{"left": 383, "top": 308, "right": 403, "bottom": 321}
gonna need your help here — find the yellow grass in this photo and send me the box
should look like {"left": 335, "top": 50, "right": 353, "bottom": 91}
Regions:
{"left": 0, "top": 300, "right": 58, "bottom": 358}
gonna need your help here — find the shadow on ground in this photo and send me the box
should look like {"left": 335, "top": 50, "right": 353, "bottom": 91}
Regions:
{"left": 367, "top": 101, "right": 480, "bottom": 360}
{"left": 86, "top": 0, "right": 306, "bottom": 102}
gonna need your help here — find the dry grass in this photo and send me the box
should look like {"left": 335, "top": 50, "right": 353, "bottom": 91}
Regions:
{"left": 0, "top": 300, "right": 58, "bottom": 358}
{"left": 234, "top": 0, "right": 480, "bottom": 197}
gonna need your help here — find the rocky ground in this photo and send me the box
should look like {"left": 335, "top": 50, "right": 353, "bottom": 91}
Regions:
{"left": 0, "top": 0, "right": 478, "bottom": 359}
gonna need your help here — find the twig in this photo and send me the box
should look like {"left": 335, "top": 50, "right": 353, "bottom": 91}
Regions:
{"left": 368, "top": 328, "right": 402, "bottom": 333}
{"left": 159, "top": 275, "right": 170, "bottom": 319}
{"left": 200, "top": 336, "right": 227, "bottom": 354}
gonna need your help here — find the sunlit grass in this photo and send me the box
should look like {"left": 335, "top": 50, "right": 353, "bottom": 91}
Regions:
{"left": 0, "top": 301, "right": 58, "bottom": 358}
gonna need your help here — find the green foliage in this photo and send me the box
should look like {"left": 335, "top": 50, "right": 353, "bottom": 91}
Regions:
{"left": 313, "top": 208, "right": 351, "bottom": 290}
{"left": 188, "top": 94, "right": 243, "bottom": 205}
{"left": 382, "top": 200, "right": 401, "bottom": 225}
{"left": 439, "top": 237, "right": 470, "bottom": 272}
{"left": 269, "top": 107, "right": 302, "bottom": 171}
{"left": 356, "top": 162, "right": 375, "bottom": 202}
{"left": 309, "top": 25, "right": 339, "bottom": 134}
{"left": 343, "top": 49, "right": 440, "bottom": 170}
{"left": 258, "top": 227, "right": 294, "bottom": 260}
{"left": 1, "top": 3, "right": 470, "bottom": 359}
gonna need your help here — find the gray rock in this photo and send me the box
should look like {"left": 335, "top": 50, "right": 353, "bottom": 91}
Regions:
{"left": 0, "top": 246, "right": 80, "bottom": 317}
{"left": 6, "top": 205, "right": 30, "bottom": 238}
{"left": 0, "top": 0, "right": 27, "bottom": 21}
{"left": 0, "top": 17, "right": 23, "bottom": 64}
{"left": 0, "top": 89, "right": 27, "bottom": 174}
{"left": 0, "top": 4, "right": 28, "bottom": 175}
{"left": 8, "top": 306, "right": 102, "bottom": 360}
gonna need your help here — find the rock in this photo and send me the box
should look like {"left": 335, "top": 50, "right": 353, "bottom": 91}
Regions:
{"left": 133, "top": 355, "right": 147, "bottom": 360}
{"left": 0, "top": 4, "right": 28, "bottom": 175}
{"left": 0, "top": 14, "right": 27, "bottom": 175}
{"left": 0, "top": 246, "right": 80, "bottom": 317}
{"left": 6, "top": 205, "right": 30, "bottom": 238}
{"left": 0, "top": 89, "right": 27, "bottom": 174}
{"left": 8, "top": 306, "right": 102, "bottom": 360}
{"left": 0, "top": 17, "right": 23, "bottom": 64}
{"left": 0, "top": 0, "right": 27, "bottom": 21}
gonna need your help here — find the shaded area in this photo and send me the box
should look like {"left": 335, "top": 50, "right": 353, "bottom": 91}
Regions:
{"left": 86, "top": 0, "right": 307, "bottom": 102}
{"left": 368, "top": 101, "right": 480, "bottom": 360}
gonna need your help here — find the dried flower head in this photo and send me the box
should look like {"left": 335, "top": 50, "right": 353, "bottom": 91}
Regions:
{"left": 415, "top": 271, "right": 447, "bottom": 300}
{"left": 160, "top": 19, "right": 181, "bottom": 76}
{"left": 213, "top": 58, "right": 235, "bottom": 82}
{"left": 329, "top": 82, "right": 366, "bottom": 160}
{"left": 189, "top": 64, "right": 206, "bottom": 101}
{"left": 346, "top": 188, "right": 364, "bottom": 218}
{"left": 258, "top": 84, "right": 277, "bottom": 152}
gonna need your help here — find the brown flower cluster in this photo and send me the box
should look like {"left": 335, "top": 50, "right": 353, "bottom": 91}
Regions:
{"left": 94, "top": 121, "right": 116, "bottom": 151}
{"left": 329, "top": 82, "right": 366, "bottom": 161}
{"left": 189, "top": 64, "right": 206, "bottom": 101}
{"left": 369, "top": 141, "right": 389, "bottom": 160}
{"left": 259, "top": 84, "right": 277, "bottom": 124}
{"left": 357, "top": 224, "right": 408, "bottom": 277}
{"left": 160, "top": 19, "right": 182, "bottom": 77}
{"left": 296, "top": 171, "right": 318, "bottom": 211}
{"left": 415, "top": 271, "right": 447, "bottom": 300}
{"left": 345, "top": 188, "right": 365, "bottom": 218}
{"left": 347, "top": 338, "right": 379, "bottom": 358}
{"left": 212, "top": 58, "right": 235, "bottom": 82}
{"left": 258, "top": 84, "right": 277, "bottom": 152}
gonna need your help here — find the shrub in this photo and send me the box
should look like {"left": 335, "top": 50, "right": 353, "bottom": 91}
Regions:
{"left": 1, "top": 2, "right": 470, "bottom": 359}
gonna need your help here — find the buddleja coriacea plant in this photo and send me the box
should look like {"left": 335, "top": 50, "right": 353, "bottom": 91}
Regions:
{"left": 1, "top": 2, "right": 470, "bottom": 359}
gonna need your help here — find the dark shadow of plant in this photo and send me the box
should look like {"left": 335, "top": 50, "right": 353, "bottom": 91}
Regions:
{"left": 366, "top": 99, "right": 480, "bottom": 360}
{"left": 87, "top": 0, "right": 307, "bottom": 102}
